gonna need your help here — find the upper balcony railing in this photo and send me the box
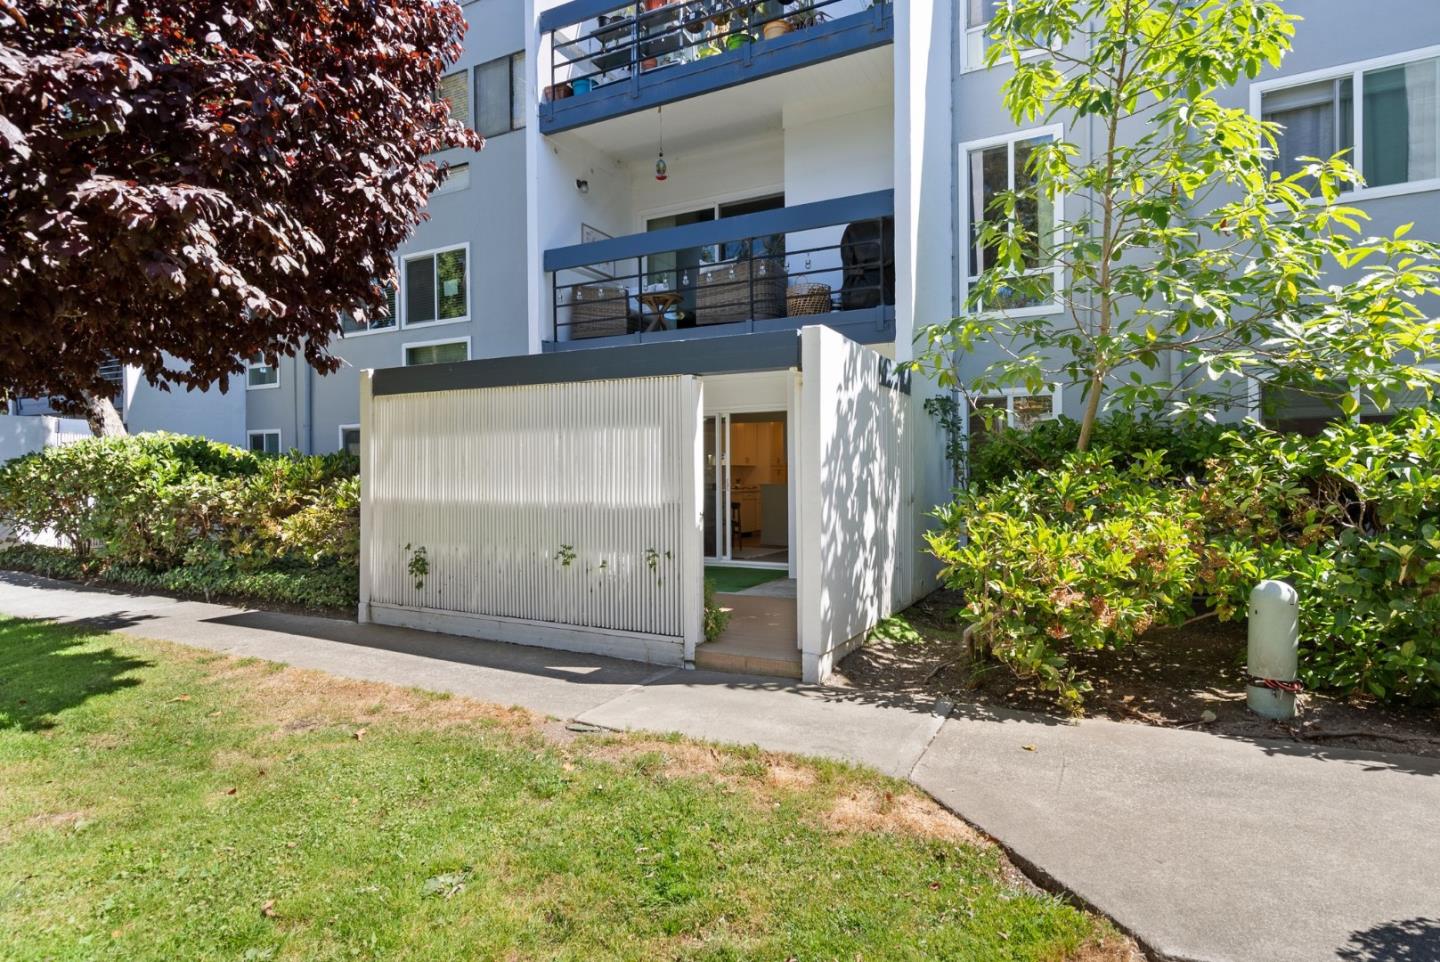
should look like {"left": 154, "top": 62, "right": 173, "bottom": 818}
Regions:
{"left": 544, "top": 189, "right": 894, "bottom": 351}
{"left": 539, "top": 0, "right": 894, "bottom": 133}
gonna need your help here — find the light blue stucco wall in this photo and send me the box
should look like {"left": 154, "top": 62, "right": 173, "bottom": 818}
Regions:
{"left": 246, "top": 0, "right": 530, "bottom": 453}
{"left": 949, "top": 0, "right": 1440, "bottom": 421}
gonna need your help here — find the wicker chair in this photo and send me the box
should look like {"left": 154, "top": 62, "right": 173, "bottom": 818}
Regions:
{"left": 696, "top": 258, "right": 787, "bottom": 327}
{"left": 568, "top": 283, "right": 632, "bottom": 339}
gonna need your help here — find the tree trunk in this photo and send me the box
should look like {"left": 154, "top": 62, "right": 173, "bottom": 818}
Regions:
{"left": 1076, "top": 372, "right": 1105, "bottom": 451}
{"left": 83, "top": 392, "right": 127, "bottom": 438}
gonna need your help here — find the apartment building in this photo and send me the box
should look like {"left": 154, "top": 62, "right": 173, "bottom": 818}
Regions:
{"left": 115, "top": 0, "right": 1440, "bottom": 678}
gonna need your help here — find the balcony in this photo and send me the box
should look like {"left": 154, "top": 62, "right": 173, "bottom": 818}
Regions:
{"left": 544, "top": 189, "right": 894, "bottom": 350}
{"left": 539, "top": 0, "right": 893, "bottom": 134}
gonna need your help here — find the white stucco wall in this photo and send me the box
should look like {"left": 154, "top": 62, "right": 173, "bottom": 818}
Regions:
{"left": 796, "top": 325, "right": 910, "bottom": 682}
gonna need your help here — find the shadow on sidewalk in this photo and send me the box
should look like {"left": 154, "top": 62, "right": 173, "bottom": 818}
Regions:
{"left": 1340, "top": 917, "right": 1440, "bottom": 961}
{"left": 203, "top": 609, "right": 670, "bottom": 690}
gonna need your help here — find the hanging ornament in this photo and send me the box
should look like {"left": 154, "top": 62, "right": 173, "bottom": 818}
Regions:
{"left": 655, "top": 106, "right": 668, "bottom": 181}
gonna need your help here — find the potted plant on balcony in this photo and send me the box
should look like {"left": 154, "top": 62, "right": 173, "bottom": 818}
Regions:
{"left": 759, "top": 1, "right": 791, "bottom": 39}
{"left": 788, "top": 0, "right": 828, "bottom": 31}
{"left": 722, "top": 11, "right": 753, "bottom": 50}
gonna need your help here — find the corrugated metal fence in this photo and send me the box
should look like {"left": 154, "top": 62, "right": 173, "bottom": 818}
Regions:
{"left": 360, "top": 374, "right": 703, "bottom": 665}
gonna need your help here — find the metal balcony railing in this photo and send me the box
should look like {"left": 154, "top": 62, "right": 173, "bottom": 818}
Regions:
{"left": 544, "top": 190, "right": 894, "bottom": 348}
{"left": 539, "top": 0, "right": 893, "bottom": 132}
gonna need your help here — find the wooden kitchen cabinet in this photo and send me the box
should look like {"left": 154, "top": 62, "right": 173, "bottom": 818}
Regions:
{"left": 731, "top": 424, "right": 758, "bottom": 466}
{"left": 736, "top": 488, "right": 761, "bottom": 533}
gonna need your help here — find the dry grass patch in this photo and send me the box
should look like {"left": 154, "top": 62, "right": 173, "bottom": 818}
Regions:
{"left": 823, "top": 785, "right": 985, "bottom": 845}
{"left": 185, "top": 648, "right": 539, "bottom": 739}
{"left": 1060, "top": 936, "right": 1148, "bottom": 962}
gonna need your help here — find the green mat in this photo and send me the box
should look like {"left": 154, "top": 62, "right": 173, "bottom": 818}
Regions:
{"left": 705, "top": 565, "right": 789, "bottom": 594}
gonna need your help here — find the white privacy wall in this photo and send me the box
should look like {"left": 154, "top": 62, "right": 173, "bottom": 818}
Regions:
{"left": 0, "top": 414, "right": 89, "bottom": 464}
{"left": 360, "top": 373, "right": 704, "bottom": 665}
{"left": 796, "top": 326, "right": 911, "bottom": 682}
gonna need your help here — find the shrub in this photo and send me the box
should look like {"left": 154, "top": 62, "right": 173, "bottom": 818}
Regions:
{"left": 0, "top": 544, "right": 358, "bottom": 611}
{"left": 932, "top": 410, "right": 1440, "bottom": 709}
{"left": 964, "top": 412, "right": 1240, "bottom": 491}
{"left": 0, "top": 434, "right": 360, "bottom": 611}
{"left": 1201, "top": 413, "right": 1440, "bottom": 702}
{"left": 703, "top": 579, "right": 730, "bottom": 643}
{"left": 930, "top": 452, "right": 1200, "bottom": 711}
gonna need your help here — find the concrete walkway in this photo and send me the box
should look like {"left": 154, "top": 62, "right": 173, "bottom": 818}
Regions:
{"left": 3, "top": 570, "right": 1438, "bottom": 962}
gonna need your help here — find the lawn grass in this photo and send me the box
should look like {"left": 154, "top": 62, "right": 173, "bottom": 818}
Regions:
{"left": 704, "top": 565, "right": 789, "bottom": 594}
{"left": 0, "top": 617, "right": 1124, "bottom": 961}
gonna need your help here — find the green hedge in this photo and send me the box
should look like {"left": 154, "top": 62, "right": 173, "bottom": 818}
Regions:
{"left": 931, "top": 410, "right": 1440, "bottom": 710}
{"left": 0, "top": 544, "right": 358, "bottom": 611}
{"left": 0, "top": 434, "right": 359, "bottom": 612}
{"left": 965, "top": 412, "right": 1242, "bottom": 491}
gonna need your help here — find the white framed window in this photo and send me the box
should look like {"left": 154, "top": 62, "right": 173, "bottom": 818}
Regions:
{"left": 338, "top": 424, "right": 361, "bottom": 457}
{"left": 964, "top": 385, "right": 1062, "bottom": 441}
{"left": 430, "top": 163, "right": 471, "bottom": 198}
{"left": 960, "top": 125, "right": 1065, "bottom": 317}
{"left": 1252, "top": 45, "right": 1440, "bottom": 200}
{"left": 401, "top": 243, "right": 469, "bottom": 328}
{"left": 476, "top": 51, "right": 526, "bottom": 138}
{"left": 438, "top": 70, "right": 471, "bottom": 129}
{"left": 1248, "top": 364, "right": 1439, "bottom": 432}
{"left": 341, "top": 282, "right": 398, "bottom": 337}
{"left": 247, "top": 429, "right": 281, "bottom": 454}
{"left": 960, "top": 0, "right": 1051, "bottom": 73}
{"left": 246, "top": 353, "right": 279, "bottom": 390}
{"left": 402, "top": 336, "right": 470, "bottom": 367}
{"left": 962, "top": 0, "right": 1003, "bottom": 71}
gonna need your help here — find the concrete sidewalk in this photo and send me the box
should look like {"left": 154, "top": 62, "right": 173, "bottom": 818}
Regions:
{"left": 3, "top": 570, "right": 1438, "bottom": 962}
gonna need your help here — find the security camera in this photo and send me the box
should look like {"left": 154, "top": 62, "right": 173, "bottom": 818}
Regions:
{"left": 576, "top": 179, "right": 590, "bottom": 193}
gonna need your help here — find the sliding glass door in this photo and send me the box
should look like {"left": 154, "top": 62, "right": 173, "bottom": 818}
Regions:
{"left": 703, "top": 412, "right": 789, "bottom": 567}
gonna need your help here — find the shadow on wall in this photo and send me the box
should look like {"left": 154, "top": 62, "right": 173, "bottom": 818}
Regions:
{"left": 1340, "top": 918, "right": 1440, "bottom": 962}
{"left": 815, "top": 334, "right": 906, "bottom": 666}
{"left": 0, "top": 617, "right": 151, "bottom": 732}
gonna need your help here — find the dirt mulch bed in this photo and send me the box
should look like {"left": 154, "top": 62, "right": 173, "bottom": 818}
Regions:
{"left": 834, "top": 591, "right": 1440, "bottom": 758}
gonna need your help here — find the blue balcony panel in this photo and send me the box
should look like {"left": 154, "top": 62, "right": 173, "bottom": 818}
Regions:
{"left": 540, "top": 2, "right": 894, "bottom": 135}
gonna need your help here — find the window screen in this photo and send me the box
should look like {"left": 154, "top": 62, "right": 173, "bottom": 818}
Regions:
{"left": 439, "top": 70, "right": 470, "bottom": 128}
{"left": 476, "top": 56, "right": 512, "bottom": 138}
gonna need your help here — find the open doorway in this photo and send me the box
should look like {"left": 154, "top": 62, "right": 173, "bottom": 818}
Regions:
{"left": 703, "top": 411, "right": 789, "bottom": 569}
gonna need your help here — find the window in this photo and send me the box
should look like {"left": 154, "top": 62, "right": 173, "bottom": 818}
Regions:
{"left": 1364, "top": 58, "right": 1440, "bottom": 188}
{"left": 476, "top": 51, "right": 525, "bottom": 138}
{"left": 339, "top": 425, "right": 361, "bottom": 457}
{"left": 98, "top": 358, "right": 124, "bottom": 414}
{"left": 402, "top": 245, "right": 468, "bottom": 327}
{"left": 963, "top": 128, "right": 1061, "bottom": 313}
{"left": 431, "top": 162, "right": 470, "bottom": 197}
{"left": 247, "top": 430, "right": 281, "bottom": 454}
{"left": 1255, "top": 368, "right": 1439, "bottom": 434}
{"left": 967, "top": 387, "right": 1061, "bottom": 444}
{"left": 341, "top": 283, "right": 397, "bottom": 336}
{"left": 438, "top": 70, "right": 471, "bottom": 128}
{"left": 1256, "top": 47, "right": 1440, "bottom": 195}
{"left": 403, "top": 337, "right": 470, "bottom": 366}
{"left": 1261, "top": 79, "right": 1355, "bottom": 180}
{"left": 246, "top": 353, "right": 279, "bottom": 390}
{"left": 964, "top": 0, "right": 1003, "bottom": 67}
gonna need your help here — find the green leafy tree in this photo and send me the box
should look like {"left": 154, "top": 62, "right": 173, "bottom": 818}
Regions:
{"left": 913, "top": 0, "right": 1440, "bottom": 450}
